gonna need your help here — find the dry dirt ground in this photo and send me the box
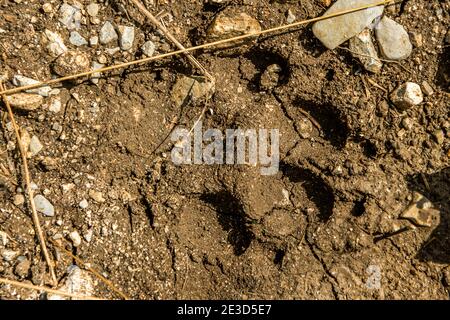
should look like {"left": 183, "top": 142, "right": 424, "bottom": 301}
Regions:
{"left": 0, "top": 0, "right": 449, "bottom": 299}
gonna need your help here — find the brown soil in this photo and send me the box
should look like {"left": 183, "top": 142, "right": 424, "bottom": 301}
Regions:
{"left": 0, "top": 0, "right": 449, "bottom": 300}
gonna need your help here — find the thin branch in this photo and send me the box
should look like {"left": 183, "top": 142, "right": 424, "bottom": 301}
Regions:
{"left": 0, "top": 277, "right": 105, "bottom": 300}
{"left": 0, "top": 0, "right": 399, "bottom": 96}
{"left": 0, "top": 82, "right": 57, "bottom": 286}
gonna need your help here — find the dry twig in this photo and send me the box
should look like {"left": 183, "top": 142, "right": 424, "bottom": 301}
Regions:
{"left": 0, "top": 82, "right": 57, "bottom": 286}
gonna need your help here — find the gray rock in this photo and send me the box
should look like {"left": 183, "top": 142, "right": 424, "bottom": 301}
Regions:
{"left": 349, "top": 29, "right": 382, "bottom": 73}
{"left": 58, "top": 3, "right": 81, "bottom": 30}
{"left": 118, "top": 25, "right": 135, "bottom": 51}
{"left": 12, "top": 75, "right": 52, "bottom": 97}
{"left": 29, "top": 135, "right": 43, "bottom": 156}
{"left": 312, "top": 0, "right": 384, "bottom": 50}
{"left": 390, "top": 82, "right": 423, "bottom": 110}
{"left": 69, "top": 31, "right": 88, "bottom": 46}
{"left": 99, "top": 21, "right": 118, "bottom": 44}
{"left": 141, "top": 40, "right": 156, "bottom": 56}
{"left": 375, "top": 16, "right": 412, "bottom": 60}
{"left": 34, "top": 195, "right": 55, "bottom": 217}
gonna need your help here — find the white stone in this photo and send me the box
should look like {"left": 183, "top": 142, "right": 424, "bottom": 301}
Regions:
{"left": 141, "top": 41, "right": 156, "bottom": 56}
{"left": 79, "top": 199, "right": 89, "bottom": 209}
{"left": 49, "top": 98, "right": 62, "bottom": 113}
{"left": 69, "top": 231, "right": 82, "bottom": 247}
{"left": 312, "top": 0, "right": 384, "bottom": 50}
{"left": 375, "top": 16, "right": 412, "bottom": 60}
{"left": 44, "top": 29, "right": 68, "bottom": 56}
{"left": 390, "top": 82, "right": 423, "bottom": 110}
{"left": 34, "top": 195, "right": 55, "bottom": 217}
{"left": 89, "top": 36, "right": 98, "bottom": 46}
{"left": 1, "top": 249, "right": 19, "bottom": 262}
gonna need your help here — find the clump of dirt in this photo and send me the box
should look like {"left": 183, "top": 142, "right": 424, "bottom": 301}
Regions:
{"left": 0, "top": 0, "right": 449, "bottom": 300}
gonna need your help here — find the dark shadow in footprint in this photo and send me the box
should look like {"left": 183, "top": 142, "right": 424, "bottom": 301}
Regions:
{"left": 200, "top": 191, "right": 254, "bottom": 256}
{"left": 244, "top": 48, "right": 291, "bottom": 92}
{"left": 407, "top": 167, "right": 450, "bottom": 264}
{"left": 435, "top": 46, "right": 449, "bottom": 93}
{"left": 293, "top": 98, "right": 350, "bottom": 149}
{"left": 281, "top": 162, "right": 335, "bottom": 222}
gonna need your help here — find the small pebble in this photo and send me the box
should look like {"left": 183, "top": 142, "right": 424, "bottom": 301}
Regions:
{"left": 79, "top": 199, "right": 89, "bottom": 209}
{"left": 29, "top": 135, "right": 43, "bottom": 156}
{"left": 421, "top": 81, "right": 434, "bottom": 96}
{"left": 13, "top": 194, "right": 25, "bottom": 206}
{"left": 89, "top": 190, "right": 106, "bottom": 203}
{"left": 118, "top": 25, "right": 135, "bottom": 51}
{"left": 49, "top": 98, "right": 62, "bottom": 113}
{"left": 33, "top": 194, "right": 55, "bottom": 217}
{"left": 13, "top": 75, "right": 52, "bottom": 97}
{"left": 89, "top": 36, "right": 99, "bottom": 46}
{"left": 1, "top": 249, "right": 19, "bottom": 262}
{"left": 99, "top": 21, "right": 118, "bottom": 44}
{"left": 42, "top": 3, "right": 53, "bottom": 13}
{"left": 286, "top": 9, "right": 296, "bottom": 24}
{"left": 69, "top": 31, "right": 88, "bottom": 46}
{"left": 141, "top": 41, "right": 156, "bottom": 56}
{"left": 59, "top": 3, "right": 81, "bottom": 30}
{"left": 69, "top": 231, "right": 82, "bottom": 247}
{"left": 86, "top": 3, "right": 99, "bottom": 17}
{"left": 390, "top": 82, "right": 423, "bottom": 110}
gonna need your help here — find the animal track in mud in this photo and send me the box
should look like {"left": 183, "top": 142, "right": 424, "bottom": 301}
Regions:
{"left": 244, "top": 49, "right": 290, "bottom": 92}
{"left": 200, "top": 191, "right": 254, "bottom": 256}
{"left": 280, "top": 162, "right": 335, "bottom": 222}
{"left": 292, "top": 98, "right": 350, "bottom": 149}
